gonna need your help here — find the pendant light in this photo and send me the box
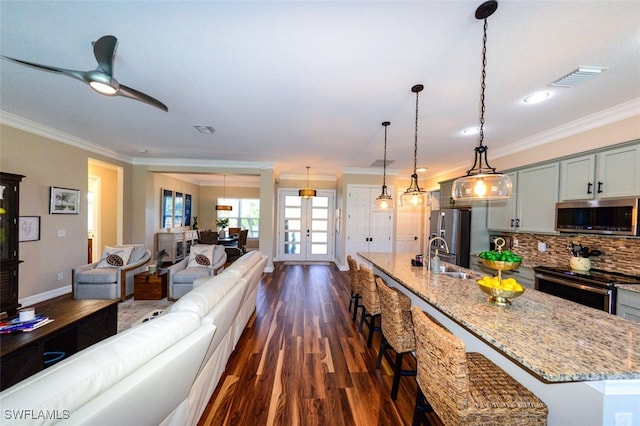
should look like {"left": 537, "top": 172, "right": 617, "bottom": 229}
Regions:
{"left": 373, "top": 121, "right": 393, "bottom": 211}
{"left": 401, "top": 84, "right": 427, "bottom": 207}
{"left": 215, "top": 174, "right": 232, "bottom": 211}
{"left": 452, "top": 0, "right": 513, "bottom": 201}
{"left": 299, "top": 166, "right": 317, "bottom": 199}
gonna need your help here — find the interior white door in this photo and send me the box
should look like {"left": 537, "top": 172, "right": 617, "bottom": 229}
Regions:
{"left": 278, "top": 190, "right": 334, "bottom": 262}
{"left": 396, "top": 198, "right": 421, "bottom": 253}
{"left": 345, "top": 185, "right": 393, "bottom": 262}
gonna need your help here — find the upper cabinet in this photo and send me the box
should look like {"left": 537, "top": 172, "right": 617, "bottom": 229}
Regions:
{"left": 560, "top": 144, "right": 640, "bottom": 201}
{"left": 487, "top": 163, "right": 559, "bottom": 233}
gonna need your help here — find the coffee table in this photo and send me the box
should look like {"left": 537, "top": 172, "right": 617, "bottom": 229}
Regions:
{"left": 0, "top": 295, "right": 117, "bottom": 390}
{"left": 134, "top": 269, "right": 168, "bottom": 300}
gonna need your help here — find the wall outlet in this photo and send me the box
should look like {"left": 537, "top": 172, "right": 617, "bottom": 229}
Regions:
{"left": 513, "top": 239, "right": 519, "bottom": 247}
{"left": 57, "top": 272, "right": 63, "bottom": 281}
{"left": 615, "top": 412, "right": 632, "bottom": 426}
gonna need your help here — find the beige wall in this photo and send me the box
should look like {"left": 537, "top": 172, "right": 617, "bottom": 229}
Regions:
{"left": 0, "top": 124, "right": 132, "bottom": 302}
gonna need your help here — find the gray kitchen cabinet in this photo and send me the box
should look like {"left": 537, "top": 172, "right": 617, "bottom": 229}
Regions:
{"left": 487, "top": 163, "right": 559, "bottom": 233}
{"left": 617, "top": 288, "right": 640, "bottom": 323}
{"left": 560, "top": 144, "right": 640, "bottom": 201}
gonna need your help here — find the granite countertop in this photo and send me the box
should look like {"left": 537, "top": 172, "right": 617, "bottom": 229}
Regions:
{"left": 360, "top": 252, "right": 640, "bottom": 383}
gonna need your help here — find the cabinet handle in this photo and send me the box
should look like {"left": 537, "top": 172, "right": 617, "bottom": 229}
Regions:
{"left": 515, "top": 218, "right": 520, "bottom": 228}
{"left": 597, "top": 181, "right": 603, "bottom": 194}
{"left": 510, "top": 219, "right": 515, "bottom": 228}
{"left": 587, "top": 182, "right": 593, "bottom": 194}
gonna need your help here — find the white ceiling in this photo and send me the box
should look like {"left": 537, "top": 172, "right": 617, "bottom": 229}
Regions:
{"left": 1, "top": 1, "right": 639, "bottom": 184}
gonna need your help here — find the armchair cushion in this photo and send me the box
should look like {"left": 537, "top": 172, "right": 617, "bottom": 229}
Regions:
{"left": 74, "top": 268, "right": 119, "bottom": 284}
{"left": 187, "top": 245, "right": 215, "bottom": 268}
{"left": 96, "top": 246, "right": 134, "bottom": 269}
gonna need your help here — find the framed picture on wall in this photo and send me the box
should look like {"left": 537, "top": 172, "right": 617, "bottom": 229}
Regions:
{"left": 184, "top": 194, "right": 192, "bottom": 227}
{"left": 174, "top": 192, "right": 184, "bottom": 227}
{"left": 19, "top": 216, "right": 40, "bottom": 241}
{"left": 50, "top": 186, "right": 80, "bottom": 214}
{"left": 162, "top": 188, "right": 173, "bottom": 229}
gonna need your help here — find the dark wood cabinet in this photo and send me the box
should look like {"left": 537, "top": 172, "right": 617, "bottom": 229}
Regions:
{"left": 0, "top": 172, "right": 24, "bottom": 317}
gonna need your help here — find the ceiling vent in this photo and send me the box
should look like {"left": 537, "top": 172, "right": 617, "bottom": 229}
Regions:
{"left": 549, "top": 66, "right": 607, "bottom": 88}
{"left": 370, "top": 159, "right": 395, "bottom": 167}
{"left": 194, "top": 125, "right": 216, "bottom": 134}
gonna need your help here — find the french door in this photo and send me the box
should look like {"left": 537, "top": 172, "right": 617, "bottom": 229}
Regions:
{"left": 278, "top": 189, "right": 335, "bottom": 262}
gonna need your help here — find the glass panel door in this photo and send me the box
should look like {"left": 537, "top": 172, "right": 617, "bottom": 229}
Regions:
{"left": 278, "top": 190, "right": 334, "bottom": 261}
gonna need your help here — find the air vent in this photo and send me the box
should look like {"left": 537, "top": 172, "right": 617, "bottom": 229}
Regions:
{"left": 194, "top": 125, "right": 216, "bottom": 134}
{"left": 549, "top": 66, "right": 607, "bottom": 88}
{"left": 370, "top": 159, "right": 395, "bottom": 167}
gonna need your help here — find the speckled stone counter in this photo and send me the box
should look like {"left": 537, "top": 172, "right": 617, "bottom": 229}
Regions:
{"left": 359, "top": 252, "right": 640, "bottom": 426}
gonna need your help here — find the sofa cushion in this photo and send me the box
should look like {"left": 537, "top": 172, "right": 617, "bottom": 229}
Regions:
{"left": 0, "top": 310, "right": 201, "bottom": 420}
{"left": 173, "top": 267, "right": 211, "bottom": 284}
{"left": 170, "top": 273, "right": 239, "bottom": 318}
{"left": 74, "top": 268, "right": 118, "bottom": 284}
{"left": 188, "top": 245, "right": 214, "bottom": 268}
{"left": 96, "top": 245, "right": 133, "bottom": 269}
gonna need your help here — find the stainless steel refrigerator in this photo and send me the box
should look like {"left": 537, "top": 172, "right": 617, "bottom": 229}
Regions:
{"left": 428, "top": 208, "right": 471, "bottom": 268}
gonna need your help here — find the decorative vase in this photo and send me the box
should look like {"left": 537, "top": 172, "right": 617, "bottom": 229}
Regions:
{"left": 570, "top": 256, "right": 591, "bottom": 272}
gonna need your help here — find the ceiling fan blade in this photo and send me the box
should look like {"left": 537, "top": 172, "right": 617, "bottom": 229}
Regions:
{"left": 92, "top": 35, "right": 118, "bottom": 75}
{"left": 118, "top": 84, "right": 168, "bottom": 112}
{"left": 0, "top": 55, "right": 89, "bottom": 84}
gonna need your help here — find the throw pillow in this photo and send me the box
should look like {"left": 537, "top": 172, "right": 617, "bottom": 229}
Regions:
{"left": 96, "top": 246, "right": 134, "bottom": 269}
{"left": 188, "top": 244, "right": 214, "bottom": 268}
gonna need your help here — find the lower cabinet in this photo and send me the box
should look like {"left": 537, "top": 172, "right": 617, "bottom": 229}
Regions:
{"left": 617, "top": 288, "right": 640, "bottom": 323}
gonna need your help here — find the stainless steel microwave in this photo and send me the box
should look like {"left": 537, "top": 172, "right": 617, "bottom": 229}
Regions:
{"left": 555, "top": 198, "right": 640, "bottom": 236}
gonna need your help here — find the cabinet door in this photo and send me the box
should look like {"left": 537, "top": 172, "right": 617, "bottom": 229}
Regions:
{"left": 559, "top": 154, "right": 595, "bottom": 201}
{"left": 597, "top": 145, "right": 640, "bottom": 198}
{"left": 487, "top": 172, "right": 517, "bottom": 231}
{"left": 517, "top": 163, "right": 559, "bottom": 233}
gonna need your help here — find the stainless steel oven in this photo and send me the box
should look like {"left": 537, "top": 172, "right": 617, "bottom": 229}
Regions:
{"left": 534, "top": 266, "right": 640, "bottom": 314}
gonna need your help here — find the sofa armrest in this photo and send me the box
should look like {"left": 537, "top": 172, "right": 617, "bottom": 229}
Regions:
{"left": 167, "top": 257, "right": 189, "bottom": 284}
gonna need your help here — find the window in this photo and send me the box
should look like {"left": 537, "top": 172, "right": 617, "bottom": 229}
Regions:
{"left": 217, "top": 198, "right": 260, "bottom": 238}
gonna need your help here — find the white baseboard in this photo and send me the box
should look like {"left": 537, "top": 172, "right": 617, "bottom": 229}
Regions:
{"left": 19, "top": 285, "right": 72, "bottom": 307}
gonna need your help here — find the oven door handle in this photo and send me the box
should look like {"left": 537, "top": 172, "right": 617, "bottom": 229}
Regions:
{"left": 534, "top": 273, "right": 611, "bottom": 295}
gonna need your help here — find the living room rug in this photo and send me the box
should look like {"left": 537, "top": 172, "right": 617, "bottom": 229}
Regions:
{"left": 117, "top": 298, "right": 174, "bottom": 332}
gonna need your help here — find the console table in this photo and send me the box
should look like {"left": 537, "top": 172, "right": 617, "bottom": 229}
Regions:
{"left": 0, "top": 295, "right": 117, "bottom": 390}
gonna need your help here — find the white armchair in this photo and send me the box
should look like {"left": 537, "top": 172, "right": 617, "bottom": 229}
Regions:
{"left": 73, "top": 245, "right": 151, "bottom": 301}
{"left": 168, "top": 244, "right": 227, "bottom": 300}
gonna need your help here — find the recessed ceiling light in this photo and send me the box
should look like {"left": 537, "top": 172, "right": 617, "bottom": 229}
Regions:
{"left": 523, "top": 91, "right": 551, "bottom": 104}
{"left": 417, "top": 167, "right": 427, "bottom": 173}
{"left": 194, "top": 125, "right": 216, "bottom": 134}
{"left": 138, "top": 149, "right": 148, "bottom": 153}
{"left": 462, "top": 127, "right": 480, "bottom": 136}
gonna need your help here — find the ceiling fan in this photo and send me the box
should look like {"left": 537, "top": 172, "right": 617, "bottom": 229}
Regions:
{"left": 1, "top": 35, "right": 168, "bottom": 112}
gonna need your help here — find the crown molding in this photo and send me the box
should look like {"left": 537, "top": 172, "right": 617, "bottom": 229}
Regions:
{"left": 0, "top": 110, "right": 132, "bottom": 163}
{"left": 341, "top": 167, "right": 400, "bottom": 176}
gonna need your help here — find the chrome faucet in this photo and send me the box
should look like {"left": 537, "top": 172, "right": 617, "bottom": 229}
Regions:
{"left": 427, "top": 236, "right": 450, "bottom": 272}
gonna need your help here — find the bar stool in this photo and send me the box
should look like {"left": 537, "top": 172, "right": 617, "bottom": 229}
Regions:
{"left": 347, "top": 255, "right": 363, "bottom": 322}
{"left": 358, "top": 264, "right": 381, "bottom": 348}
{"left": 410, "top": 306, "right": 548, "bottom": 426}
{"left": 375, "top": 277, "right": 416, "bottom": 401}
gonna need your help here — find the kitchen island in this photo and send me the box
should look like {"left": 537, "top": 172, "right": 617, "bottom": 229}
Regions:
{"left": 359, "top": 252, "right": 640, "bottom": 426}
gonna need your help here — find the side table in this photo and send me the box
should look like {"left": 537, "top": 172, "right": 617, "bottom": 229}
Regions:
{"left": 134, "top": 269, "right": 168, "bottom": 300}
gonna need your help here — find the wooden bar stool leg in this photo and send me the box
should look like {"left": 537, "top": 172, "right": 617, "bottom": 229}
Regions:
{"left": 367, "top": 314, "right": 379, "bottom": 348}
{"left": 352, "top": 295, "right": 361, "bottom": 322}
{"left": 390, "top": 352, "right": 404, "bottom": 401}
{"left": 375, "top": 336, "right": 386, "bottom": 369}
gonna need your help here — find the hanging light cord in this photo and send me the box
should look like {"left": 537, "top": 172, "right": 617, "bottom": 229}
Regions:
{"left": 413, "top": 88, "right": 419, "bottom": 174}
{"left": 382, "top": 124, "right": 388, "bottom": 187}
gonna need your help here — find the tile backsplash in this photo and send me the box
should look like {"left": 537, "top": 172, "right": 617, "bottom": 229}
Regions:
{"left": 496, "top": 233, "right": 640, "bottom": 277}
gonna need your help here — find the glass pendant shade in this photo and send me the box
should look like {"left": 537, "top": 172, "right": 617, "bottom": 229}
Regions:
{"left": 452, "top": 172, "right": 512, "bottom": 201}
{"left": 401, "top": 174, "right": 427, "bottom": 207}
{"left": 299, "top": 166, "right": 316, "bottom": 199}
{"left": 373, "top": 121, "right": 394, "bottom": 211}
{"left": 452, "top": 0, "right": 512, "bottom": 202}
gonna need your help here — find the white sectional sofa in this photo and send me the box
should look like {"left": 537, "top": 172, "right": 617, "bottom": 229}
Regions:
{"left": 0, "top": 251, "right": 267, "bottom": 426}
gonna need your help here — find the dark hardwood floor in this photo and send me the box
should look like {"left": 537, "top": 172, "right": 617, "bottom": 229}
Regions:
{"left": 198, "top": 262, "right": 443, "bottom": 426}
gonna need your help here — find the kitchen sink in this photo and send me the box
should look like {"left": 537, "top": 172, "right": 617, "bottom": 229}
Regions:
{"left": 440, "top": 271, "right": 472, "bottom": 279}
